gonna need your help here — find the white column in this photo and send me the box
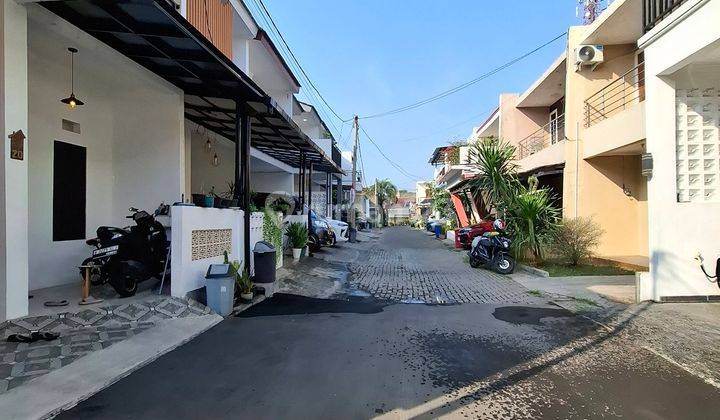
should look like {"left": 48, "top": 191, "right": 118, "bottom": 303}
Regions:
{"left": 0, "top": 0, "right": 29, "bottom": 321}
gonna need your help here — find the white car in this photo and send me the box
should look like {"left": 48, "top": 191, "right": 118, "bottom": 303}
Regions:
{"left": 323, "top": 217, "right": 349, "bottom": 244}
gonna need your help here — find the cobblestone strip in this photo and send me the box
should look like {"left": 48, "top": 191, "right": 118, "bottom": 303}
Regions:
{"left": 349, "top": 230, "right": 541, "bottom": 304}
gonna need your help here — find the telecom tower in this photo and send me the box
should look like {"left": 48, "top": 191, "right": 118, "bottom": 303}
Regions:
{"left": 578, "top": 0, "right": 602, "bottom": 24}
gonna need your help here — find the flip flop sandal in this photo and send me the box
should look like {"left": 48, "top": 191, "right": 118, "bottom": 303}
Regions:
{"left": 6, "top": 334, "right": 34, "bottom": 343}
{"left": 30, "top": 331, "right": 60, "bottom": 342}
{"left": 43, "top": 300, "right": 69, "bottom": 307}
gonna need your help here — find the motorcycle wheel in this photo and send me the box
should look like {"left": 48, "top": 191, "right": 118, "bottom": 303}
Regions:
{"left": 469, "top": 256, "right": 482, "bottom": 268}
{"left": 309, "top": 234, "right": 321, "bottom": 252}
{"left": 494, "top": 254, "right": 516, "bottom": 275}
{"left": 80, "top": 258, "right": 105, "bottom": 286}
{"left": 109, "top": 273, "right": 138, "bottom": 297}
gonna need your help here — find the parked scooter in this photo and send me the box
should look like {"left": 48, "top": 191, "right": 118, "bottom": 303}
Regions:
{"left": 81, "top": 205, "right": 170, "bottom": 297}
{"left": 468, "top": 219, "right": 515, "bottom": 274}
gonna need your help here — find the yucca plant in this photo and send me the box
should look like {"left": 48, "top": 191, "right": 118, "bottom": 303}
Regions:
{"left": 468, "top": 137, "right": 520, "bottom": 213}
{"left": 507, "top": 186, "right": 560, "bottom": 262}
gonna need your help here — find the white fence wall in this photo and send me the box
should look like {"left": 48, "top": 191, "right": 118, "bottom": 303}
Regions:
{"left": 170, "top": 206, "right": 244, "bottom": 298}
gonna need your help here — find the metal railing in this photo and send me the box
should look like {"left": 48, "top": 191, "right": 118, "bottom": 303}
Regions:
{"left": 518, "top": 114, "right": 565, "bottom": 159}
{"left": 643, "top": 0, "right": 688, "bottom": 32}
{"left": 584, "top": 62, "right": 645, "bottom": 128}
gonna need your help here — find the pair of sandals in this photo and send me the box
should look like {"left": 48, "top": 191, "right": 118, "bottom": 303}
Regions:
{"left": 6, "top": 331, "right": 60, "bottom": 343}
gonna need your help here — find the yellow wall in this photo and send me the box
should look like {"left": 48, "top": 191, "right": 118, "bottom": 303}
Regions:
{"left": 499, "top": 94, "right": 549, "bottom": 149}
{"left": 562, "top": 26, "right": 648, "bottom": 261}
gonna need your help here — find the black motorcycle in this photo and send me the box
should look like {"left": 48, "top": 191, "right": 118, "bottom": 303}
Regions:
{"left": 468, "top": 222, "right": 515, "bottom": 274}
{"left": 82, "top": 206, "right": 170, "bottom": 297}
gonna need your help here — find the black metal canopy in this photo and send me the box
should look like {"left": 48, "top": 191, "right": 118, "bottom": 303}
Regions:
{"left": 42, "top": 0, "right": 342, "bottom": 174}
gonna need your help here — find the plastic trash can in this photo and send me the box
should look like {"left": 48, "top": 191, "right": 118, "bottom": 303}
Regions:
{"left": 434, "top": 224, "right": 442, "bottom": 238}
{"left": 205, "top": 264, "right": 235, "bottom": 316}
{"left": 253, "top": 241, "right": 276, "bottom": 284}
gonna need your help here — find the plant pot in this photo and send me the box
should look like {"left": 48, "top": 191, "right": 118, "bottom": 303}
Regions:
{"left": 240, "top": 292, "right": 253, "bottom": 301}
{"left": 204, "top": 195, "right": 214, "bottom": 208}
{"left": 228, "top": 199, "right": 238, "bottom": 207}
{"left": 191, "top": 194, "right": 205, "bottom": 207}
{"left": 213, "top": 197, "right": 225, "bottom": 208}
{"left": 292, "top": 248, "right": 302, "bottom": 260}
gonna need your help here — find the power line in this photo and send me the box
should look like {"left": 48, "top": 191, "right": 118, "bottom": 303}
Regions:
{"left": 358, "top": 32, "right": 567, "bottom": 120}
{"left": 398, "top": 106, "right": 499, "bottom": 144}
{"left": 253, "top": 0, "right": 350, "bottom": 123}
{"left": 360, "top": 125, "right": 424, "bottom": 181}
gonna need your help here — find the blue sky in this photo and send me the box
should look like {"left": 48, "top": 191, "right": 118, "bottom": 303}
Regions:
{"left": 249, "top": 1, "right": 579, "bottom": 190}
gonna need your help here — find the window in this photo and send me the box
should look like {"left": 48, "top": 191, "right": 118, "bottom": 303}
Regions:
{"left": 53, "top": 141, "right": 86, "bottom": 241}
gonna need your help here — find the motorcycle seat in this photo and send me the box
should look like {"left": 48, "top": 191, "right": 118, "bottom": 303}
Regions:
{"left": 479, "top": 237, "right": 493, "bottom": 247}
{"left": 86, "top": 238, "right": 100, "bottom": 247}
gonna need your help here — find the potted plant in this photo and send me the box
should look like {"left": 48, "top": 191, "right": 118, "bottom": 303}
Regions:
{"left": 229, "top": 257, "right": 254, "bottom": 302}
{"left": 223, "top": 181, "right": 239, "bottom": 208}
{"left": 237, "top": 267, "right": 254, "bottom": 301}
{"left": 286, "top": 222, "right": 308, "bottom": 261}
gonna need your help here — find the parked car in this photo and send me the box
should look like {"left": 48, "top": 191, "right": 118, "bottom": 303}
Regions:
{"left": 309, "top": 210, "right": 334, "bottom": 251}
{"left": 323, "top": 217, "right": 349, "bottom": 244}
{"left": 457, "top": 219, "right": 496, "bottom": 249}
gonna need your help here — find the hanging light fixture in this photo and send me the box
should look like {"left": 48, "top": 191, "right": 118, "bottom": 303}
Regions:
{"left": 205, "top": 136, "right": 213, "bottom": 153}
{"left": 212, "top": 153, "right": 221, "bottom": 167}
{"left": 60, "top": 47, "right": 84, "bottom": 109}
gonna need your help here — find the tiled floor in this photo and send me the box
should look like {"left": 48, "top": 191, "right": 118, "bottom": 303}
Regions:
{"left": 0, "top": 295, "right": 211, "bottom": 393}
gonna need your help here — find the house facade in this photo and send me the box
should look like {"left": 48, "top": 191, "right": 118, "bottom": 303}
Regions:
{"left": 457, "top": 0, "right": 720, "bottom": 301}
{"left": 0, "top": 0, "right": 341, "bottom": 321}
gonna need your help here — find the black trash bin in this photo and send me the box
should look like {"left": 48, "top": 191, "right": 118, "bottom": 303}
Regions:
{"left": 253, "top": 241, "right": 276, "bottom": 284}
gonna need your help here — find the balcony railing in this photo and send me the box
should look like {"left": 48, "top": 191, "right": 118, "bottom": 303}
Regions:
{"left": 643, "top": 0, "right": 688, "bottom": 32}
{"left": 584, "top": 62, "right": 645, "bottom": 128}
{"left": 518, "top": 114, "right": 565, "bottom": 159}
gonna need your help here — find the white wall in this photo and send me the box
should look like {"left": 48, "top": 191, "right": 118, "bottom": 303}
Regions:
{"left": 251, "top": 172, "right": 294, "bottom": 194}
{"left": 189, "top": 123, "right": 235, "bottom": 196}
{"left": 171, "top": 206, "right": 243, "bottom": 297}
{"left": 27, "top": 6, "right": 185, "bottom": 290}
{"left": 0, "top": 0, "right": 29, "bottom": 320}
{"left": 641, "top": 0, "right": 720, "bottom": 299}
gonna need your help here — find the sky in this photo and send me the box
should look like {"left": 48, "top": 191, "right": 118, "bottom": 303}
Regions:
{"left": 246, "top": 0, "right": 580, "bottom": 191}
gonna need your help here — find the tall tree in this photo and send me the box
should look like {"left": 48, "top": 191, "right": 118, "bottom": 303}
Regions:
{"left": 364, "top": 179, "right": 397, "bottom": 226}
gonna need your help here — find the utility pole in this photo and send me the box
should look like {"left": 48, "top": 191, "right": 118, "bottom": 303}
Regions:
{"left": 349, "top": 115, "right": 359, "bottom": 241}
{"left": 374, "top": 177, "right": 379, "bottom": 228}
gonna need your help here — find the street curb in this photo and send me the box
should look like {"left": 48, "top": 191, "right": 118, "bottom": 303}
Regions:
{"left": 518, "top": 264, "right": 550, "bottom": 277}
{"left": 0, "top": 314, "right": 222, "bottom": 420}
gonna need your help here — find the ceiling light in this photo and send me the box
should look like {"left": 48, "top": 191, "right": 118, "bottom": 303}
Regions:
{"left": 60, "top": 47, "right": 84, "bottom": 109}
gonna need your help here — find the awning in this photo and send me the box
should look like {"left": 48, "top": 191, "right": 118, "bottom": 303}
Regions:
{"left": 41, "top": 0, "right": 342, "bottom": 174}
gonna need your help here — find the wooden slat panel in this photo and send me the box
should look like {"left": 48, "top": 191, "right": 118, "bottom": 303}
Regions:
{"left": 187, "top": 0, "right": 232, "bottom": 59}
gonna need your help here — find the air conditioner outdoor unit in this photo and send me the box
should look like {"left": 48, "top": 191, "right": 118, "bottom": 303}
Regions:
{"left": 575, "top": 44, "right": 604, "bottom": 69}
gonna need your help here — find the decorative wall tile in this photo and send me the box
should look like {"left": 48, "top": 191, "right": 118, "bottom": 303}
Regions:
{"left": 191, "top": 229, "right": 232, "bottom": 261}
{"left": 676, "top": 87, "right": 720, "bottom": 203}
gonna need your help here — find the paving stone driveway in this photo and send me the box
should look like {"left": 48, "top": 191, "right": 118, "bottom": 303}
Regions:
{"left": 349, "top": 227, "right": 541, "bottom": 304}
{"left": 0, "top": 296, "right": 211, "bottom": 393}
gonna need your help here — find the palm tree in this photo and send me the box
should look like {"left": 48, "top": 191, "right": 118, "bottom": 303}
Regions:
{"left": 363, "top": 179, "right": 397, "bottom": 226}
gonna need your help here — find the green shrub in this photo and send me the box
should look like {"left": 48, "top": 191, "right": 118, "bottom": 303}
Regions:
{"left": 285, "top": 222, "right": 308, "bottom": 249}
{"left": 507, "top": 187, "right": 560, "bottom": 262}
{"left": 552, "top": 217, "right": 604, "bottom": 266}
{"left": 263, "top": 209, "right": 283, "bottom": 263}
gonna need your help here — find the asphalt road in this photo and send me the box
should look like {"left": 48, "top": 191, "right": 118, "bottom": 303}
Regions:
{"left": 58, "top": 229, "right": 720, "bottom": 419}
